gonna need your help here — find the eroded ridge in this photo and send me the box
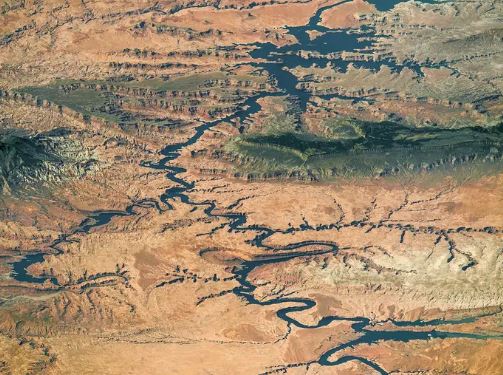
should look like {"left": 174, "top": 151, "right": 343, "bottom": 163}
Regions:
{"left": 1, "top": 0, "right": 503, "bottom": 374}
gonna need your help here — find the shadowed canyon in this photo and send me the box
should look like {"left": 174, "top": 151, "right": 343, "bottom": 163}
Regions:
{"left": 1, "top": 0, "right": 503, "bottom": 374}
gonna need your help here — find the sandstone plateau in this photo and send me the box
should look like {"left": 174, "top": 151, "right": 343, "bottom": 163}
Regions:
{"left": 0, "top": 0, "right": 502, "bottom": 374}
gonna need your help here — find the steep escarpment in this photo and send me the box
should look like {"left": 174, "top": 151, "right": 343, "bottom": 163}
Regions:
{"left": 1, "top": 1, "right": 503, "bottom": 375}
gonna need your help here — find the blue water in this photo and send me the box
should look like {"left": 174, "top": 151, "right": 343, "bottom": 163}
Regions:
{"left": 369, "top": 0, "right": 444, "bottom": 11}
{"left": 8, "top": 0, "right": 500, "bottom": 373}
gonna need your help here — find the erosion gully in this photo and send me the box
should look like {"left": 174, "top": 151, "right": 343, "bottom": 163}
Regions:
{"left": 9, "top": 1, "right": 502, "bottom": 373}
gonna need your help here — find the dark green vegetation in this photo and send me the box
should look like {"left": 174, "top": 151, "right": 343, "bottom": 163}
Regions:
{"left": 123, "top": 72, "right": 225, "bottom": 91}
{"left": 20, "top": 84, "right": 116, "bottom": 122}
{"left": 15, "top": 72, "right": 269, "bottom": 127}
{"left": 17, "top": 80, "right": 175, "bottom": 126}
{"left": 225, "top": 119, "right": 503, "bottom": 179}
{"left": 0, "top": 129, "right": 94, "bottom": 195}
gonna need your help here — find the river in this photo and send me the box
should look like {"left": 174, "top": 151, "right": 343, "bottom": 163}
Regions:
{"left": 9, "top": 0, "right": 501, "bottom": 373}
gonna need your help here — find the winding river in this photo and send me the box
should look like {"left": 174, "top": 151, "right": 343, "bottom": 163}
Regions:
{"left": 9, "top": 0, "right": 502, "bottom": 373}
